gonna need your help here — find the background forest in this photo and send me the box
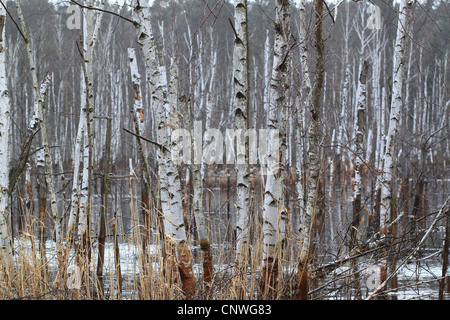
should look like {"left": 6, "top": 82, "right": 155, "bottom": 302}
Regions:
{"left": 0, "top": 0, "right": 448, "bottom": 300}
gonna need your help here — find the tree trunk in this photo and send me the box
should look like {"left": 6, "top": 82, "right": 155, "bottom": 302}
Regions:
{"left": 76, "top": 2, "right": 105, "bottom": 293}
{"left": 112, "top": 221, "right": 122, "bottom": 299}
{"left": 379, "top": 0, "right": 414, "bottom": 296}
{"left": 439, "top": 209, "right": 450, "bottom": 300}
{"left": 260, "top": 0, "right": 290, "bottom": 299}
{"left": 128, "top": 47, "right": 155, "bottom": 263}
{"left": 132, "top": 0, "right": 196, "bottom": 299}
{"left": 296, "top": 0, "right": 311, "bottom": 249}
{"left": 16, "top": 2, "right": 63, "bottom": 292}
{"left": 95, "top": 117, "right": 111, "bottom": 299}
{"left": 0, "top": 6, "right": 13, "bottom": 276}
{"left": 57, "top": 82, "right": 86, "bottom": 290}
{"left": 351, "top": 60, "right": 369, "bottom": 249}
{"left": 297, "top": 0, "right": 325, "bottom": 300}
{"left": 178, "top": 61, "right": 214, "bottom": 291}
{"left": 232, "top": 0, "right": 250, "bottom": 299}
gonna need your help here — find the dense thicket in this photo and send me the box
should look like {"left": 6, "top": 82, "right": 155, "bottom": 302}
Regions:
{"left": 1, "top": 0, "right": 449, "bottom": 300}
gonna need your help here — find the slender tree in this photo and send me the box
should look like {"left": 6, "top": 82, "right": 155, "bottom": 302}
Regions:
{"left": 351, "top": 60, "right": 369, "bottom": 249}
{"left": 0, "top": 5, "right": 13, "bottom": 275}
{"left": 132, "top": 0, "right": 196, "bottom": 299}
{"left": 380, "top": 0, "right": 414, "bottom": 245}
{"left": 232, "top": 0, "right": 251, "bottom": 299}
{"left": 260, "top": 0, "right": 290, "bottom": 299}
{"left": 15, "top": 1, "right": 61, "bottom": 263}
{"left": 128, "top": 47, "right": 154, "bottom": 254}
{"left": 77, "top": 0, "right": 104, "bottom": 279}
{"left": 297, "top": 0, "right": 325, "bottom": 300}
{"left": 296, "top": 0, "right": 311, "bottom": 251}
{"left": 378, "top": 0, "right": 415, "bottom": 298}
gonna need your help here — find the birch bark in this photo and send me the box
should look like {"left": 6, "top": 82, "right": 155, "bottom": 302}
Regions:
{"left": 380, "top": 0, "right": 414, "bottom": 238}
{"left": 260, "top": 30, "right": 271, "bottom": 188}
{"left": 351, "top": 60, "right": 369, "bottom": 248}
{"left": 231, "top": 0, "right": 251, "bottom": 299}
{"left": 0, "top": 6, "right": 12, "bottom": 272}
{"left": 297, "top": 0, "right": 325, "bottom": 300}
{"left": 233, "top": 0, "right": 250, "bottom": 260}
{"left": 15, "top": 1, "right": 61, "bottom": 247}
{"left": 260, "top": 0, "right": 290, "bottom": 299}
{"left": 77, "top": 0, "right": 104, "bottom": 269}
{"left": 128, "top": 47, "right": 154, "bottom": 253}
{"left": 177, "top": 54, "right": 214, "bottom": 288}
{"left": 378, "top": 0, "right": 414, "bottom": 297}
{"left": 297, "top": 0, "right": 312, "bottom": 252}
{"left": 132, "top": 0, "right": 196, "bottom": 298}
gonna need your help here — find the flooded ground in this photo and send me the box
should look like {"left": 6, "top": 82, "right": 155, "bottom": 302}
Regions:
{"left": 12, "top": 237, "right": 448, "bottom": 300}
{"left": 10, "top": 169, "right": 449, "bottom": 300}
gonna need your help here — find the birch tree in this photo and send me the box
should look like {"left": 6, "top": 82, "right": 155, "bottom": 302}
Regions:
{"left": 351, "top": 60, "right": 368, "bottom": 249}
{"left": 378, "top": 0, "right": 415, "bottom": 296}
{"left": 351, "top": 6, "right": 371, "bottom": 249}
{"left": 380, "top": 0, "right": 414, "bottom": 240}
{"left": 260, "top": 0, "right": 290, "bottom": 299}
{"left": 296, "top": 0, "right": 312, "bottom": 244}
{"left": 56, "top": 75, "right": 86, "bottom": 291}
{"left": 128, "top": 47, "right": 154, "bottom": 255}
{"left": 261, "top": 30, "right": 272, "bottom": 188}
{"left": 77, "top": 0, "right": 104, "bottom": 272}
{"left": 337, "top": 2, "right": 351, "bottom": 166}
{"left": 297, "top": 0, "right": 325, "bottom": 300}
{"left": 15, "top": 0, "right": 61, "bottom": 252}
{"left": 0, "top": 6, "right": 13, "bottom": 274}
{"left": 132, "top": 0, "right": 196, "bottom": 298}
{"left": 178, "top": 59, "right": 214, "bottom": 289}
{"left": 232, "top": 0, "right": 251, "bottom": 299}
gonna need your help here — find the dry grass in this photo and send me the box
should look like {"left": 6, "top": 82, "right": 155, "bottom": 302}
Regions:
{"left": 0, "top": 202, "right": 302, "bottom": 300}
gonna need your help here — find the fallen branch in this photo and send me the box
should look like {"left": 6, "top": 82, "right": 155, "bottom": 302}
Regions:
{"left": 366, "top": 195, "right": 450, "bottom": 300}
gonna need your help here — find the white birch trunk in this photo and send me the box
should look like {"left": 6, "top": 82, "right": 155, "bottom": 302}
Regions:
{"left": 16, "top": 1, "right": 61, "bottom": 244}
{"left": 260, "top": 30, "right": 272, "bottom": 187}
{"left": 261, "top": 0, "right": 290, "bottom": 277}
{"left": 128, "top": 48, "right": 152, "bottom": 194}
{"left": 203, "top": 26, "right": 216, "bottom": 176}
{"left": 297, "top": 0, "right": 312, "bottom": 246}
{"left": 132, "top": 0, "right": 188, "bottom": 246}
{"left": 233, "top": 0, "right": 250, "bottom": 253}
{"left": 380, "top": 0, "right": 414, "bottom": 236}
{"left": 66, "top": 101, "right": 85, "bottom": 240}
{"left": 352, "top": 60, "right": 369, "bottom": 246}
{"left": 298, "top": 1, "right": 325, "bottom": 298}
{"left": 132, "top": 2, "right": 197, "bottom": 294}
{"left": 78, "top": 67, "right": 90, "bottom": 243}
{"left": 0, "top": 6, "right": 13, "bottom": 267}
{"left": 78, "top": 0, "right": 104, "bottom": 244}
{"left": 337, "top": 3, "right": 350, "bottom": 162}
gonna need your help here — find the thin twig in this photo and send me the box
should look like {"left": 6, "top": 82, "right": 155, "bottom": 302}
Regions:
{"left": 70, "top": 0, "right": 137, "bottom": 27}
{"left": 122, "top": 127, "right": 169, "bottom": 152}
